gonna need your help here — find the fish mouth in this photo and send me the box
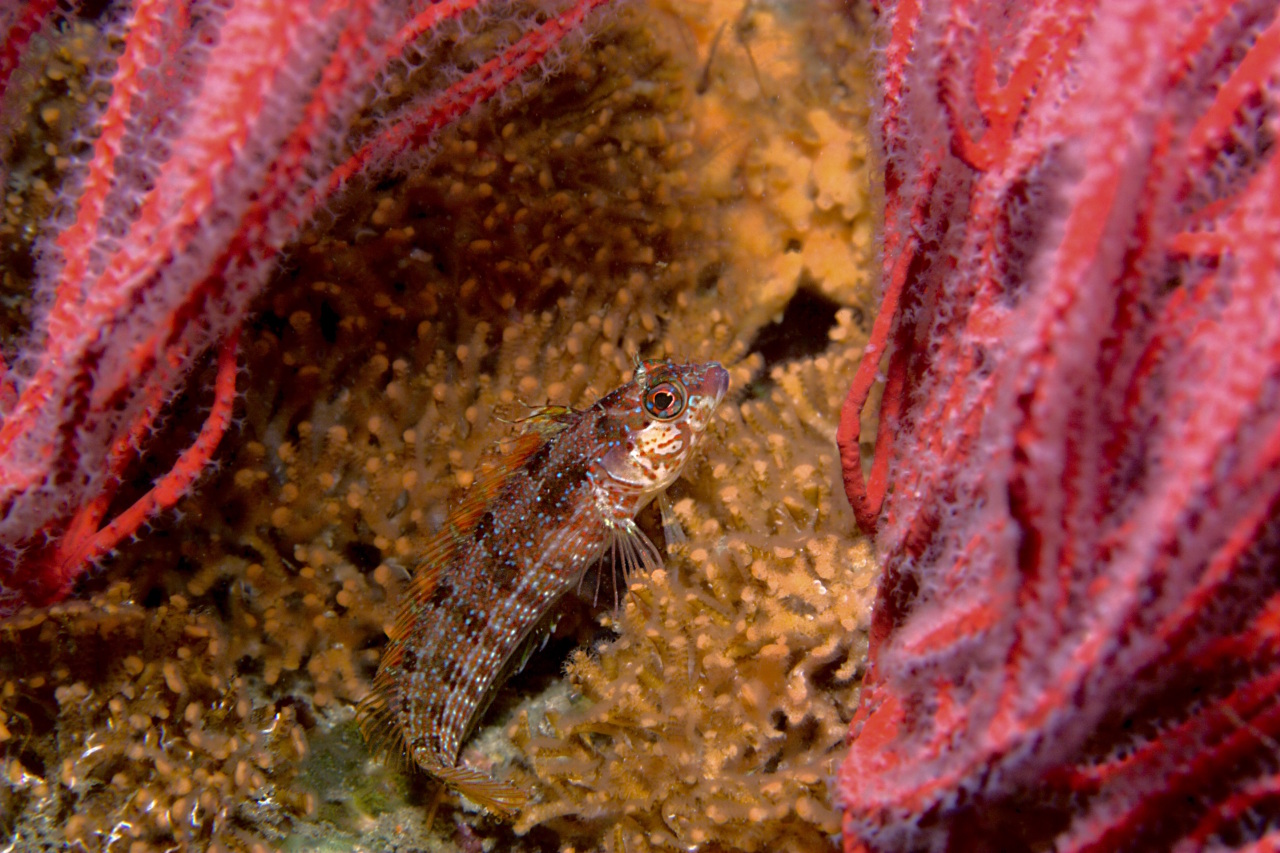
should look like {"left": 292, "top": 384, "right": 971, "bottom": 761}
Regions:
{"left": 706, "top": 362, "right": 730, "bottom": 402}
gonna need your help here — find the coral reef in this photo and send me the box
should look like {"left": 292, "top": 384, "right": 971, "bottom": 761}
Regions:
{"left": 0, "top": 582, "right": 315, "bottom": 852}
{"left": 674, "top": 0, "right": 876, "bottom": 328}
{"left": 1, "top": 0, "right": 878, "bottom": 850}
{"left": 838, "top": 1, "right": 1280, "bottom": 851}
{"left": 510, "top": 327, "right": 878, "bottom": 851}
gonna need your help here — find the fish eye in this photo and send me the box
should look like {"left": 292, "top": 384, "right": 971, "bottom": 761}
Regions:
{"left": 644, "top": 381, "right": 686, "bottom": 421}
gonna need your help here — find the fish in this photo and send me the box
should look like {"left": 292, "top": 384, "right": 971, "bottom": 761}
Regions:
{"left": 357, "top": 358, "right": 730, "bottom": 816}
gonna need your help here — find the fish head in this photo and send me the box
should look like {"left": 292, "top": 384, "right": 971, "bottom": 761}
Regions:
{"left": 595, "top": 359, "right": 730, "bottom": 498}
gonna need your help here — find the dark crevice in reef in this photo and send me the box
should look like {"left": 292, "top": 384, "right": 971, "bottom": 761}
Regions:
{"left": 744, "top": 286, "right": 842, "bottom": 393}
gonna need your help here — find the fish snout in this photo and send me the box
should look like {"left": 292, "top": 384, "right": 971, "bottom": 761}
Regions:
{"left": 705, "top": 362, "right": 730, "bottom": 403}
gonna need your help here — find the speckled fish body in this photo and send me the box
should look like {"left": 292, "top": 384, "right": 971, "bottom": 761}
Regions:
{"left": 358, "top": 359, "right": 729, "bottom": 814}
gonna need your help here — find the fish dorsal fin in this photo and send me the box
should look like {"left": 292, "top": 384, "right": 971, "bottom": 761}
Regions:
{"left": 362, "top": 418, "right": 570, "bottom": 808}
{"left": 392, "top": 428, "right": 552, "bottom": 633}
{"left": 371, "top": 424, "right": 557, "bottom": 735}
{"left": 355, "top": 659, "right": 413, "bottom": 768}
{"left": 500, "top": 403, "right": 579, "bottom": 437}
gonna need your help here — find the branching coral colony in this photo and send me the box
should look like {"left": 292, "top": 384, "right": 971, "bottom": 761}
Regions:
{"left": 838, "top": 1, "right": 1280, "bottom": 851}
{"left": 3, "top": 0, "right": 878, "bottom": 850}
{"left": 0, "top": 0, "right": 619, "bottom": 613}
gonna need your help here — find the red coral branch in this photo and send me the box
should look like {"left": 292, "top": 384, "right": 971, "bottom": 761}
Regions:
{"left": 28, "top": 329, "right": 242, "bottom": 606}
{"left": 838, "top": 0, "right": 1280, "bottom": 849}
{"left": 0, "top": 0, "right": 619, "bottom": 612}
{"left": 328, "top": 0, "right": 615, "bottom": 194}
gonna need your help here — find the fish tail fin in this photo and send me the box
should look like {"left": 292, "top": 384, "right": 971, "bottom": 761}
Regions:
{"left": 427, "top": 759, "right": 528, "bottom": 818}
{"left": 357, "top": 677, "right": 527, "bottom": 818}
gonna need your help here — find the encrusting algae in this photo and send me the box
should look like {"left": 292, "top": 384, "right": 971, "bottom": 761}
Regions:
{"left": 0, "top": 1, "right": 878, "bottom": 850}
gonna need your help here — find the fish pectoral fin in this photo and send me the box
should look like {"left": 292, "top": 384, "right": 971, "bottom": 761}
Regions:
{"left": 657, "top": 492, "right": 686, "bottom": 547}
{"left": 605, "top": 516, "right": 662, "bottom": 594}
{"left": 427, "top": 759, "right": 528, "bottom": 818}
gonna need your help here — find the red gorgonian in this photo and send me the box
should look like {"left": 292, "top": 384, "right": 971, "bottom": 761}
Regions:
{"left": 0, "top": 0, "right": 617, "bottom": 613}
{"left": 837, "top": 0, "right": 1280, "bottom": 850}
